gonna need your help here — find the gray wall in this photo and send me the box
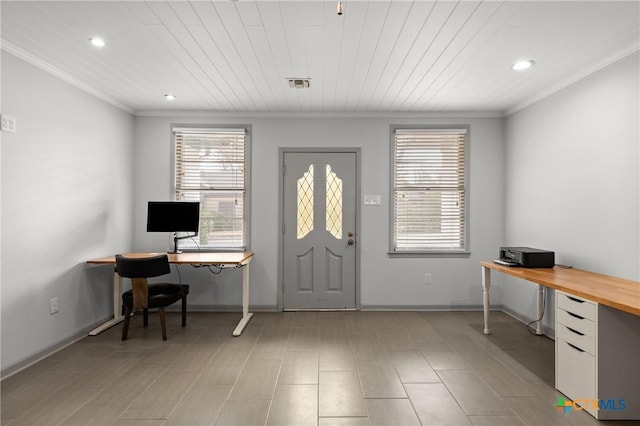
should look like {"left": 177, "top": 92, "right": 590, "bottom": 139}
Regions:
{"left": 133, "top": 115, "right": 505, "bottom": 310}
{"left": 502, "top": 52, "right": 640, "bottom": 333}
{"left": 1, "top": 52, "right": 135, "bottom": 373}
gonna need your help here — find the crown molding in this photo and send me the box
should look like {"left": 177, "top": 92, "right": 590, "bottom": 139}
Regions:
{"left": 505, "top": 45, "right": 640, "bottom": 117}
{"left": 133, "top": 109, "right": 504, "bottom": 119}
{"left": 2, "top": 40, "right": 134, "bottom": 114}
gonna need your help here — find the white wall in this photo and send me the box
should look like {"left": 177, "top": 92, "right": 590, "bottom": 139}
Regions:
{"left": 503, "top": 52, "right": 640, "bottom": 333}
{"left": 134, "top": 115, "right": 505, "bottom": 310}
{"left": 1, "top": 52, "right": 135, "bottom": 374}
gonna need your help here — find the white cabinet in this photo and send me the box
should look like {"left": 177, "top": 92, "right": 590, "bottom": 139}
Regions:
{"left": 556, "top": 290, "right": 640, "bottom": 420}
{"left": 555, "top": 291, "right": 598, "bottom": 416}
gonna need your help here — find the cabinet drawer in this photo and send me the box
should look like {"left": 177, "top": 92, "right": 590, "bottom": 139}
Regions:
{"left": 557, "top": 292, "right": 596, "bottom": 321}
{"left": 556, "top": 339, "right": 596, "bottom": 404}
{"left": 557, "top": 323, "right": 595, "bottom": 354}
{"left": 557, "top": 308, "right": 596, "bottom": 337}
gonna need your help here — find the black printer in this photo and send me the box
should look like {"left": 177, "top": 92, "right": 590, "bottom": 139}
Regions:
{"left": 497, "top": 247, "right": 555, "bottom": 268}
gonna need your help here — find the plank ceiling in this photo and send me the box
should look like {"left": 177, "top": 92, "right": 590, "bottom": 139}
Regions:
{"left": 2, "top": 1, "right": 639, "bottom": 114}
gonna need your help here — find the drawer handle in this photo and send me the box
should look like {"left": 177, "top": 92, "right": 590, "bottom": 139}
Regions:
{"left": 565, "top": 326, "right": 585, "bottom": 336}
{"left": 567, "top": 311, "right": 585, "bottom": 320}
{"left": 567, "top": 342, "right": 585, "bottom": 353}
{"left": 566, "top": 295, "right": 585, "bottom": 303}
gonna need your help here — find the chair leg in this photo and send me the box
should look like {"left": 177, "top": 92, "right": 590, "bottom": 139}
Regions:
{"left": 122, "top": 306, "right": 132, "bottom": 341}
{"left": 182, "top": 295, "right": 187, "bottom": 327}
{"left": 159, "top": 307, "right": 167, "bottom": 341}
{"left": 143, "top": 309, "right": 149, "bottom": 327}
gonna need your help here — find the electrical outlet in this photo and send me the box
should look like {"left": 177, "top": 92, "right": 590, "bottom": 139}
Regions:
{"left": 424, "top": 273, "right": 432, "bottom": 285}
{"left": 1, "top": 115, "right": 17, "bottom": 134}
{"left": 49, "top": 297, "right": 59, "bottom": 315}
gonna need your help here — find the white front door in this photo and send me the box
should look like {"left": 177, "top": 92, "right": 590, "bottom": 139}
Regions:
{"left": 282, "top": 152, "right": 357, "bottom": 310}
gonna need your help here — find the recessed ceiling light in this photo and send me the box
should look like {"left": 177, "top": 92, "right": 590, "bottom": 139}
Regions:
{"left": 89, "top": 37, "right": 105, "bottom": 48}
{"left": 164, "top": 94, "right": 176, "bottom": 101}
{"left": 512, "top": 60, "right": 535, "bottom": 71}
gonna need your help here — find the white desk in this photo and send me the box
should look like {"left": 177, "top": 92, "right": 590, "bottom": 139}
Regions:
{"left": 87, "top": 252, "right": 255, "bottom": 336}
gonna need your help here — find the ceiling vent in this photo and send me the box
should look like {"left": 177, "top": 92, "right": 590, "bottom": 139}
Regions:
{"left": 288, "top": 78, "right": 311, "bottom": 89}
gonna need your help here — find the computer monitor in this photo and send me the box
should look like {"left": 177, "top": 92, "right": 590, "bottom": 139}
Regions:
{"left": 146, "top": 201, "right": 200, "bottom": 253}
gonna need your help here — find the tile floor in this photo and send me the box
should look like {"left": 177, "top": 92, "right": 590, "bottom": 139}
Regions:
{"left": 1, "top": 310, "right": 637, "bottom": 426}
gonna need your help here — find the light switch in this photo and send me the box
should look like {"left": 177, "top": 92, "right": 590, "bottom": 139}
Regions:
{"left": 364, "top": 195, "right": 381, "bottom": 205}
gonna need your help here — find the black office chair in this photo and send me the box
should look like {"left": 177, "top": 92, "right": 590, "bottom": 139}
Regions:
{"left": 115, "top": 254, "right": 189, "bottom": 341}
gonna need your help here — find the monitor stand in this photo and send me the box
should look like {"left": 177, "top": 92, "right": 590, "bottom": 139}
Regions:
{"left": 170, "top": 233, "right": 197, "bottom": 254}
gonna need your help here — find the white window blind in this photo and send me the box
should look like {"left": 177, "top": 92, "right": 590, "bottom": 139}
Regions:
{"left": 392, "top": 128, "right": 467, "bottom": 252}
{"left": 174, "top": 127, "right": 249, "bottom": 250}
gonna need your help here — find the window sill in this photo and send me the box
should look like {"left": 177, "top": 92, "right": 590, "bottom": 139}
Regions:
{"left": 388, "top": 250, "right": 471, "bottom": 258}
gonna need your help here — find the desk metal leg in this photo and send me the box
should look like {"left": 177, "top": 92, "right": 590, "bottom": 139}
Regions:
{"left": 89, "top": 270, "right": 124, "bottom": 336}
{"left": 232, "top": 262, "right": 254, "bottom": 336}
{"left": 536, "top": 284, "right": 544, "bottom": 335}
{"left": 482, "top": 266, "right": 491, "bottom": 335}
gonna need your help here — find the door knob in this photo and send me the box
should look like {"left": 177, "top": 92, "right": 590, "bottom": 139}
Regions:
{"left": 347, "top": 239, "right": 355, "bottom": 246}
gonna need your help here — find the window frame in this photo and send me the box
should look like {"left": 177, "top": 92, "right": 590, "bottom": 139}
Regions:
{"left": 171, "top": 124, "right": 251, "bottom": 252}
{"left": 389, "top": 125, "right": 470, "bottom": 257}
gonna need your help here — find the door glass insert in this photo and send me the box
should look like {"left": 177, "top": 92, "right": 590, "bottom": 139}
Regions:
{"left": 326, "top": 164, "right": 343, "bottom": 239}
{"left": 297, "top": 164, "right": 314, "bottom": 239}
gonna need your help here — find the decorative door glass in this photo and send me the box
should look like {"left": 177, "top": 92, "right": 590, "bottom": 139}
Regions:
{"left": 297, "top": 164, "right": 314, "bottom": 239}
{"left": 325, "top": 164, "right": 343, "bottom": 239}
{"left": 296, "top": 163, "right": 343, "bottom": 240}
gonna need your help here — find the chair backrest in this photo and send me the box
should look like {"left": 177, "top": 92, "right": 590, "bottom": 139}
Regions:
{"left": 115, "top": 254, "right": 171, "bottom": 278}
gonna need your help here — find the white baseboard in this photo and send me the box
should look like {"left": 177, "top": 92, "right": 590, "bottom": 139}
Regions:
{"left": 361, "top": 304, "right": 485, "bottom": 311}
{"left": 498, "top": 305, "right": 555, "bottom": 338}
{"left": 1, "top": 315, "right": 112, "bottom": 380}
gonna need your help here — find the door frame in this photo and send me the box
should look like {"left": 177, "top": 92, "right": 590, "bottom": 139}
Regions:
{"left": 277, "top": 147, "right": 361, "bottom": 311}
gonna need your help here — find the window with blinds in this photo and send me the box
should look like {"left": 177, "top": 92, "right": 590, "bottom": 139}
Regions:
{"left": 391, "top": 127, "right": 468, "bottom": 253}
{"left": 173, "top": 126, "right": 250, "bottom": 250}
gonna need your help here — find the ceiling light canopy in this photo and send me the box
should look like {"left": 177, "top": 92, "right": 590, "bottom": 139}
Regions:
{"left": 512, "top": 60, "right": 535, "bottom": 71}
{"left": 89, "top": 37, "right": 105, "bottom": 48}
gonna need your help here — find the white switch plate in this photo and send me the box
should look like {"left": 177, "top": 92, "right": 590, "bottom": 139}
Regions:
{"left": 1, "top": 115, "right": 17, "bottom": 133}
{"left": 364, "top": 195, "right": 381, "bottom": 205}
{"left": 50, "top": 297, "right": 59, "bottom": 315}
